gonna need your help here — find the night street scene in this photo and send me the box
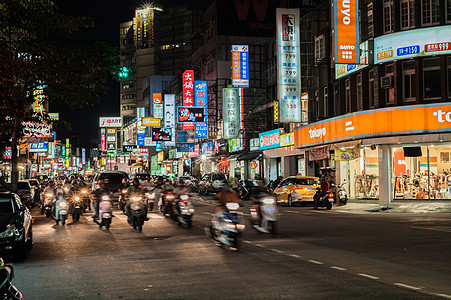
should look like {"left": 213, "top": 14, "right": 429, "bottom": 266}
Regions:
{"left": 1, "top": 0, "right": 451, "bottom": 299}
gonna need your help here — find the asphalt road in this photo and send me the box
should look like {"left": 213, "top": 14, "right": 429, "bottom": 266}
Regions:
{"left": 8, "top": 195, "right": 451, "bottom": 299}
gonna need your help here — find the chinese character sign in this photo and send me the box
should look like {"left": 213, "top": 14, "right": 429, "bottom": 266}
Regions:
{"left": 164, "top": 94, "right": 176, "bottom": 128}
{"left": 277, "top": 8, "right": 301, "bottom": 123}
{"left": 231, "top": 45, "right": 249, "bottom": 88}
{"left": 177, "top": 107, "right": 205, "bottom": 123}
{"left": 223, "top": 88, "right": 241, "bottom": 139}
{"left": 153, "top": 93, "right": 163, "bottom": 119}
{"left": 182, "top": 70, "right": 194, "bottom": 107}
{"left": 334, "top": 0, "right": 359, "bottom": 64}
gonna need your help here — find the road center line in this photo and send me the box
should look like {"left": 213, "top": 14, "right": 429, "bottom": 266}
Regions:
{"left": 289, "top": 254, "right": 302, "bottom": 259}
{"left": 393, "top": 283, "right": 422, "bottom": 290}
{"left": 436, "top": 294, "right": 451, "bottom": 299}
{"left": 358, "top": 273, "right": 380, "bottom": 280}
{"left": 308, "top": 260, "right": 324, "bottom": 265}
{"left": 331, "top": 266, "right": 347, "bottom": 271}
{"left": 270, "top": 248, "right": 284, "bottom": 254}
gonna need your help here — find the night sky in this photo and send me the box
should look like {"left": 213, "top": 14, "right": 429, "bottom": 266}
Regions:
{"left": 50, "top": 0, "right": 212, "bottom": 147}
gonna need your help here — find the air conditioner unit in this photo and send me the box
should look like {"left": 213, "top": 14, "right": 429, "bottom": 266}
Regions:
{"left": 380, "top": 76, "right": 393, "bottom": 89}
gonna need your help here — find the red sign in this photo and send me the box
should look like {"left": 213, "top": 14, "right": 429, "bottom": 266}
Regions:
{"left": 101, "top": 134, "right": 106, "bottom": 151}
{"left": 182, "top": 70, "right": 194, "bottom": 106}
{"left": 309, "top": 145, "right": 330, "bottom": 161}
{"left": 425, "top": 42, "right": 451, "bottom": 53}
{"left": 140, "top": 148, "right": 149, "bottom": 157}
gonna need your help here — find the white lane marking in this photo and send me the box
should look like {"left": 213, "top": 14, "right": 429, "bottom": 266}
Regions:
{"left": 243, "top": 240, "right": 252, "bottom": 244}
{"left": 358, "top": 273, "right": 380, "bottom": 280}
{"left": 393, "top": 283, "right": 422, "bottom": 291}
{"left": 149, "top": 214, "right": 164, "bottom": 219}
{"left": 331, "top": 266, "right": 347, "bottom": 271}
{"left": 202, "top": 212, "right": 214, "bottom": 216}
{"left": 115, "top": 215, "right": 127, "bottom": 221}
{"left": 308, "top": 260, "right": 324, "bottom": 265}
{"left": 436, "top": 294, "right": 451, "bottom": 299}
{"left": 270, "top": 248, "right": 284, "bottom": 254}
{"left": 289, "top": 254, "right": 302, "bottom": 259}
{"left": 410, "top": 226, "right": 451, "bottom": 233}
{"left": 254, "top": 243, "right": 265, "bottom": 248}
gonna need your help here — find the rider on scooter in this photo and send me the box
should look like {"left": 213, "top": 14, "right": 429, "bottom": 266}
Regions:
{"left": 250, "top": 179, "right": 270, "bottom": 226}
{"left": 314, "top": 176, "right": 330, "bottom": 206}
{"left": 92, "top": 180, "right": 109, "bottom": 221}
{"left": 41, "top": 181, "right": 56, "bottom": 215}
{"left": 125, "top": 177, "right": 148, "bottom": 223}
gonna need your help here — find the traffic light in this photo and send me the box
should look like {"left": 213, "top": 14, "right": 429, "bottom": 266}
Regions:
{"left": 118, "top": 66, "right": 132, "bottom": 80}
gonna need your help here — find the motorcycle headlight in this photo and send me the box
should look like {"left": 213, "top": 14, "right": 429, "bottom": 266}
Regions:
{"left": 74, "top": 196, "right": 80, "bottom": 201}
{"left": 262, "top": 198, "right": 275, "bottom": 205}
{"left": 46, "top": 193, "right": 53, "bottom": 198}
{"left": 236, "top": 224, "right": 245, "bottom": 230}
{"left": 81, "top": 190, "right": 87, "bottom": 194}
{"left": 102, "top": 195, "right": 109, "bottom": 201}
{"left": 132, "top": 196, "right": 142, "bottom": 201}
{"left": 146, "top": 193, "right": 155, "bottom": 199}
{"left": 122, "top": 189, "right": 127, "bottom": 193}
{"left": 166, "top": 195, "right": 174, "bottom": 200}
{"left": 180, "top": 195, "right": 189, "bottom": 201}
{"left": 59, "top": 202, "right": 67, "bottom": 208}
{"left": 64, "top": 187, "right": 69, "bottom": 192}
{"left": 226, "top": 202, "right": 239, "bottom": 210}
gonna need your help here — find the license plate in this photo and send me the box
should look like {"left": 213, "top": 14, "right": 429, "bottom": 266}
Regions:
{"left": 308, "top": 189, "right": 315, "bottom": 193}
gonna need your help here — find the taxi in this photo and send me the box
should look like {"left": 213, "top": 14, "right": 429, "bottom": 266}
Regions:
{"left": 274, "top": 176, "right": 320, "bottom": 206}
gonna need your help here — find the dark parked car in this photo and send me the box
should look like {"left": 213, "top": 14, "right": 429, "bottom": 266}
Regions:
{"left": 17, "top": 181, "right": 35, "bottom": 208}
{"left": 92, "top": 171, "right": 130, "bottom": 201}
{"left": 0, "top": 192, "right": 33, "bottom": 260}
{"left": 198, "top": 173, "right": 228, "bottom": 195}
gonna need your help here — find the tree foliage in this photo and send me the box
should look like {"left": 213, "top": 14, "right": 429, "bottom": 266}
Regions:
{"left": 0, "top": 0, "right": 118, "bottom": 190}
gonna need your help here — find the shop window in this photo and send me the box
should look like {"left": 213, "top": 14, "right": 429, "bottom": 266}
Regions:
{"left": 345, "top": 78, "right": 351, "bottom": 112}
{"left": 323, "top": 86, "right": 328, "bottom": 116}
{"left": 402, "top": 61, "right": 416, "bottom": 102}
{"left": 423, "top": 58, "right": 441, "bottom": 100}
{"left": 440, "top": 151, "right": 451, "bottom": 163}
{"left": 369, "top": 70, "right": 375, "bottom": 108}
{"left": 422, "top": 0, "right": 440, "bottom": 26}
{"left": 400, "top": 0, "right": 415, "bottom": 29}
{"left": 447, "top": 0, "right": 451, "bottom": 23}
{"left": 385, "top": 64, "right": 395, "bottom": 104}
{"left": 356, "top": 74, "right": 362, "bottom": 111}
{"left": 383, "top": 0, "right": 393, "bottom": 33}
{"left": 367, "top": 2, "right": 374, "bottom": 38}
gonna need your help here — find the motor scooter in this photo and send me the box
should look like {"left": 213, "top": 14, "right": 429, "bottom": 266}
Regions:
{"left": 207, "top": 202, "right": 245, "bottom": 251}
{"left": 250, "top": 196, "right": 279, "bottom": 235}
{"left": 118, "top": 188, "right": 128, "bottom": 212}
{"left": 313, "top": 188, "right": 334, "bottom": 210}
{"left": 159, "top": 191, "right": 175, "bottom": 216}
{"left": 98, "top": 195, "right": 113, "bottom": 229}
{"left": 172, "top": 194, "right": 194, "bottom": 228}
{"left": 145, "top": 190, "right": 155, "bottom": 211}
{"left": 43, "top": 192, "right": 54, "bottom": 218}
{"left": 129, "top": 195, "right": 147, "bottom": 231}
{"left": 71, "top": 196, "right": 84, "bottom": 222}
{"left": 0, "top": 263, "right": 23, "bottom": 300}
{"left": 53, "top": 196, "right": 69, "bottom": 225}
{"left": 79, "top": 188, "right": 91, "bottom": 212}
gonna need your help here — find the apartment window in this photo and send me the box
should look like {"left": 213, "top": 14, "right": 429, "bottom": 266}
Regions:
{"left": 357, "top": 74, "right": 363, "bottom": 111}
{"left": 423, "top": 58, "right": 441, "bottom": 100}
{"left": 369, "top": 70, "right": 375, "bottom": 108}
{"left": 402, "top": 61, "right": 416, "bottom": 102}
{"left": 345, "top": 78, "right": 351, "bottom": 112}
{"left": 367, "top": 2, "right": 374, "bottom": 38}
{"left": 422, "top": 0, "right": 440, "bottom": 25}
{"left": 385, "top": 64, "right": 395, "bottom": 104}
{"left": 447, "top": 0, "right": 451, "bottom": 23}
{"left": 448, "top": 57, "right": 451, "bottom": 98}
{"left": 400, "top": 0, "right": 415, "bottom": 29}
{"left": 323, "top": 86, "right": 329, "bottom": 117}
{"left": 383, "top": 0, "right": 393, "bottom": 33}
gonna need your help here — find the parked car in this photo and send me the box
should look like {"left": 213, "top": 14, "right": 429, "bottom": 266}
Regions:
{"left": 0, "top": 192, "right": 33, "bottom": 260}
{"left": 198, "top": 173, "right": 228, "bottom": 195}
{"left": 17, "top": 181, "right": 35, "bottom": 208}
{"left": 177, "top": 175, "right": 199, "bottom": 192}
{"left": 92, "top": 171, "right": 130, "bottom": 201}
{"left": 24, "top": 179, "right": 41, "bottom": 204}
{"left": 274, "top": 176, "right": 320, "bottom": 206}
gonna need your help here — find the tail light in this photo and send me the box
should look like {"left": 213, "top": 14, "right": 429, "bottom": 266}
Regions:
{"left": 328, "top": 193, "right": 334, "bottom": 198}
{"left": 182, "top": 200, "right": 188, "bottom": 205}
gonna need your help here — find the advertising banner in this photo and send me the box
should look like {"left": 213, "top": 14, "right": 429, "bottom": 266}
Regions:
{"left": 280, "top": 132, "right": 294, "bottom": 147}
{"left": 335, "top": 41, "right": 369, "bottom": 79}
{"left": 201, "top": 141, "right": 214, "bottom": 155}
{"left": 177, "top": 107, "right": 205, "bottom": 123}
{"left": 228, "top": 138, "right": 243, "bottom": 153}
{"left": 152, "top": 127, "right": 172, "bottom": 141}
{"left": 231, "top": 45, "right": 249, "bottom": 88}
{"left": 144, "top": 137, "right": 156, "bottom": 146}
{"left": 99, "top": 117, "right": 122, "bottom": 127}
{"left": 29, "top": 142, "right": 48, "bottom": 153}
{"left": 107, "top": 128, "right": 116, "bottom": 134}
{"left": 194, "top": 80, "right": 208, "bottom": 132}
{"left": 22, "top": 122, "right": 52, "bottom": 138}
{"left": 223, "top": 88, "right": 241, "bottom": 139}
{"left": 182, "top": 70, "right": 194, "bottom": 106}
{"left": 276, "top": 8, "right": 301, "bottom": 123}
{"left": 157, "top": 151, "right": 164, "bottom": 162}
{"left": 294, "top": 103, "right": 451, "bottom": 148}
{"left": 153, "top": 93, "right": 163, "bottom": 119}
{"left": 334, "top": 144, "right": 360, "bottom": 161}
{"left": 310, "top": 145, "right": 330, "bottom": 161}
{"left": 333, "top": 0, "right": 359, "bottom": 64}
{"left": 374, "top": 25, "right": 451, "bottom": 64}
{"left": 123, "top": 145, "right": 137, "bottom": 152}
{"left": 177, "top": 143, "right": 195, "bottom": 153}
{"left": 137, "top": 131, "right": 145, "bottom": 146}
{"left": 259, "top": 129, "right": 281, "bottom": 150}
{"left": 140, "top": 148, "right": 149, "bottom": 157}
{"left": 164, "top": 94, "right": 176, "bottom": 128}
{"left": 136, "top": 8, "right": 154, "bottom": 48}
{"left": 177, "top": 131, "right": 188, "bottom": 143}
{"left": 195, "top": 123, "right": 208, "bottom": 139}
{"left": 48, "top": 113, "right": 59, "bottom": 121}
{"left": 142, "top": 117, "right": 161, "bottom": 127}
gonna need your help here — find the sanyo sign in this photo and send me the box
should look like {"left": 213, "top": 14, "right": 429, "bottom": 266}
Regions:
{"left": 433, "top": 110, "right": 451, "bottom": 123}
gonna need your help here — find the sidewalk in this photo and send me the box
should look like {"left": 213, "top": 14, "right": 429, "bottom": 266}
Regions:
{"left": 334, "top": 200, "right": 451, "bottom": 213}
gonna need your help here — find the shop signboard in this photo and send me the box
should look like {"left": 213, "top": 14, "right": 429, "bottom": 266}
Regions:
{"left": 276, "top": 8, "right": 301, "bottom": 123}
{"left": 214, "top": 139, "right": 228, "bottom": 154}
{"left": 48, "top": 113, "right": 59, "bottom": 121}
{"left": 22, "top": 122, "right": 52, "bottom": 138}
{"left": 99, "top": 117, "right": 122, "bottom": 127}
{"left": 107, "top": 128, "right": 116, "bottom": 134}
{"left": 164, "top": 94, "right": 176, "bottom": 128}
{"left": 177, "top": 107, "right": 205, "bottom": 123}
{"left": 335, "top": 41, "right": 369, "bottom": 79}
{"left": 183, "top": 70, "right": 195, "bottom": 129}
{"left": 259, "top": 129, "right": 281, "bottom": 150}
{"left": 142, "top": 117, "right": 161, "bottom": 127}
{"left": 195, "top": 123, "right": 208, "bottom": 139}
{"left": 140, "top": 148, "right": 149, "bottom": 157}
{"left": 137, "top": 131, "right": 145, "bottom": 146}
{"left": 136, "top": 8, "right": 154, "bottom": 47}
{"left": 177, "top": 143, "right": 195, "bottom": 153}
{"left": 223, "top": 88, "right": 241, "bottom": 139}
{"left": 295, "top": 103, "right": 451, "bottom": 148}
{"left": 144, "top": 137, "right": 156, "bottom": 146}
{"left": 333, "top": 0, "right": 359, "bottom": 64}
{"left": 374, "top": 25, "right": 451, "bottom": 64}
{"left": 157, "top": 151, "right": 164, "bottom": 162}
{"left": 334, "top": 144, "right": 360, "bottom": 161}
{"left": 106, "top": 135, "right": 116, "bottom": 142}
{"left": 3, "top": 147, "right": 11, "bottom": 159}
{"left": 231, "top": 45, "right": 249, "bottom": 88}
{"left": 29, "top": 142, "right": 48, "bottom": 153}
{"left": 100, "top": 132, "right": 105, "bottom": 152}
{"left": 280, "top": 132, "right": 294, "bottom": 147}
{"left": 249, "top": 138, "right": 260, "bottom": 151}
{"left": 228, "top": 138, "right": 243, "bottom": 153}
{"left": 153, "top": 93, "right": 163, "bottom": 119}
{"left": 169, "top": 149, "right": 175, "bottom": 159}
{"left": 164, "top": 128, "right": 176, "bottom": 147}
{"left": 310, "top": 145, "right": 330, "bottom": 161}
{"left": 177, "top": 131, "right": 188, "bottom": 143}
{"left": 152, "top": 127, "right": 172, "bottom": 141}
{"left": 201, "top": 141, "right": 214, "bottom": 155}
{"left": 123, "top": 145, "right": 137, "bottom": 152}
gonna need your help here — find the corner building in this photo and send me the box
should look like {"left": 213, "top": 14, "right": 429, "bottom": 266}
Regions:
{"left": 294, "top": 0, "right": 451, "bottom": 204}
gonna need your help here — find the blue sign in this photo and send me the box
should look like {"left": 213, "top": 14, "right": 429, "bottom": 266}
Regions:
{"left": 177, "top": 143, "right": 195, "bottom": 153}
{"left": 156, "top": 141, "right": 162, "bottom": 151}
{"left": 137, "top": 131, "right": 145, "bottom": 146}
{"left": 397, "top": 45, "right": 420, "bottom": 56}
{"left": 259, "top": 129, "right": 281, "bottom": 150}
{"left": 195, "top": 123, "right": 208, "bottom": 139}
{"left": 177, "top": 131, "right": 188, "bottom": 143}
{"left": 29, "top": 142, "right": 48, "bottom": 153}
{"left": 201, "top": 141, "right": 214, "bottom": 155}
{"left": 241, "top": 51, "right": 249, "bottom": 80}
